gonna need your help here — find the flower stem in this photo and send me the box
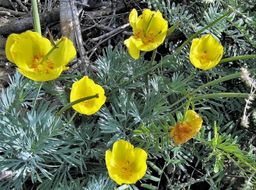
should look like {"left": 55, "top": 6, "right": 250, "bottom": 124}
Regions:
{"left": 31, "top": 0, "right": 41, "bottom": 35}
{"left": 176, "top": 10, "right": 232, "bottom": 54}
{"left": 193, "top": 72, "right": 241, "bottom": 93}
{"left": 220, "top": 54, "right": 256, "bottom": 63}
{"left": 151, "top": 49, "right": 157, "bottom": 64}
{"left": 167, "top": 21, "right": 180, "bottom": 36}
{"left": 39, "top": 38, "right": 64, "bottom": 65}
{"left": 57, "top": 94, "right": 99, "bottom": 115}
{"left": 194, "top": 92, "right": 250, "bottom": 100}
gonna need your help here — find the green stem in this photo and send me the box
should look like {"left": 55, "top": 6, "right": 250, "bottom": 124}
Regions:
{"left": 176, "top": 10, "right": 232, "bottom": 53}
{"left": 31, "top": 0, "right": 41, "bottom": 35}
{"left": 220, "top": 54, "right": 256, "bottom": 63}
{"left": 167, "top": 21, "right": 180, "bottom": 36}
{"left": 151, "top": 49, "right": 157, "bottom": 64}
{"left": 193, "top": 72, "right": 241, "bottom": 93}
{"left": 39, "top": 39, "right": 64, "bottom": 65}
{"left": 194, "top": 92, "right": 250, "bottom": 100}
{"left": 57, "top": 94, "right": 99, "bottom": 116}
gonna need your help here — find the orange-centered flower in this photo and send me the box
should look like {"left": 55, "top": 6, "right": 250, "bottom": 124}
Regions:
{"left": 124, "top": 9, "right": 168, "bottom": 59}
{"left": 170, "top": 110, "right": 203, "bottom": 145}
{"left": 5, "top": 30, "right": 76, "bottom": 81}
{"left": 70, "top": 76, "right": 106, "bottom": 115}
{"left": 189, "top": 34, "right": 224, "bottom": 70}
{"left": 105, "top": 139, "right": 148, "bottom": 185}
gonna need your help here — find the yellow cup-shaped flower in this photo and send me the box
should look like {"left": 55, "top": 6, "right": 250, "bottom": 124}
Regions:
{"left": 170, "top": 110, "right": 203, "bottom": 145}
{"left": 105, "top": 139, "right": 148, "bottom": 185}
{"left": 189, "top": 34, "right": 224, "bottom": 70}
{"left": 124, "top": 9, "right": 168, "bottom": 59}
{"left": 70, "top": 76, "right": 106, "bottom": 115}
{"left": 5, "top": 30, "right": 76, "bottom": 81}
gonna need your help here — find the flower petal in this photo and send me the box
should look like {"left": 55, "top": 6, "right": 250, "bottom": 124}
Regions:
{"left": 184, "top": 110, "right": 203, "bottom": 133}
{"left": 170, "top": 122, "right": 195, "bottom": 145}
{"left": 124, "top": 37, "right": 140, "bottom": 60}
{"left": 148, "top": 11, "right": 168, "bottom": 36}
{"left": 129, "top": 9, "right": 138, "bottom": 30}
{"left": 189, "top": 34, "right": 223, "bottom": 70}
{"left": 140, "top": 42, "right": 158, "bottom": 51}
{"left": 112, "top": 140, "right": 134, "bottom": 162}
{"left": 137, "top": 9, "right": 154, "bottom": 30}
{"left": 6, "top": 31, "right": 52, "bottom": 69}
{"left": 132, "top": 148, "right": 147, "bottom": 173}
{"left": 70, "top": 76, "right": 106, "bottom": 115}
{"left": 170, "top": 110, "right": 203, "bottom": 145}
{"left": 5, "top": 33, "right": 19, "bottom": 63}
{"left": 48, "top": 37, "right": 76, "bottom": 67}
{"left": 17, "top": 66, "right": 64, "bottom": 82}
{"left": 105, "top": 140, "right": 148, "bottom": 185}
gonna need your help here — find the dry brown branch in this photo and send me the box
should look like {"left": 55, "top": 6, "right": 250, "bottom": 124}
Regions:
{"left": 14, "top": 0, "right": 28, "bottom": 12}
{"left": 0, "top": 0, "right": 13, "bottom": 9}
{"left": 0, "top": 8, "right": 59, "bottom": 35}
{"left": 90, "top": 23, "right": 129, "bottom": 42}
{"left": 0, "top": 7, "right": 26, "bottom": 16}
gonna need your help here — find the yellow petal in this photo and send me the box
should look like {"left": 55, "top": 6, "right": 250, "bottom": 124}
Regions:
{"left": 140, "top": 42, "right": 158, "bottom": 52}
{"left": 126, "top": 9, "right": 167, "bottom": 53}
{"left": 48, "top": 37, "right": 76, "bottom": 67}
{"left": 105, "top": 140, "right": 148, "bottom": 185}
{"left": 189, "top": 34, "right": 224, "bottom": 70}
{"left": 138, "top": 9, "right": 155, "bottom": 30}
{"left": 129, "top": 9, "right": 138, "bottom": 29}
{"left": 189, "top": 51, "right": 202, "bottom": 70}
{"left": 147, "top": 11, "right": 168, "bottom": 36}
{"left": 18, "top": 66, "right": 64, "bottom": 82}
{"left": 5, "top": 33, "right": 20, "bottom": 63}
{"left": 132, "top": 148, "right": 147, "bottom": 173}
{"left": 124, "top": 37, "right": 140, "bottom": 59}
{"left": 6, "top": 33, "right": 33, "bottom": 67}
{"left": 112, "top": 140, "right": 134, "bottom": 162}
{"left": 184, "top": 110, "right": 203, "bottom": 133}
{"left": 13, "top": 31, "right": 51, "bottom": 68}
{"left": 70, "top": 76, "right": 106, "bottom": 115}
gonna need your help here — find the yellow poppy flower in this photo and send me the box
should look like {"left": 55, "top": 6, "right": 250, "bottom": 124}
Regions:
{"left": 105, "top": 139, "right": 148, "bottom": 185}
{"left": 124, "top": 9, "right": 168, "bottom": 59}
{"left": 70, "top": 76, "right": 106, "bottom": 115}
{"left": 5, "top": 30, "right": 76, "bottom": 81}
{"left": 170, "top": 110, "right": 203, "bottom": 145}
{"left": 189, "top": 34, "right": 224, "bottom": 70}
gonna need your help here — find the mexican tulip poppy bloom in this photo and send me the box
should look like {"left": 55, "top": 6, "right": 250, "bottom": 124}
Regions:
{"left": 105, "top": 139, "right": 148, "bottom": 185}
{"left": 70, "top": 76, "right": 106, "bottom": 115}
{"left": 170, "top": 110, "right": 203, "bottom": 145}
{"left": 5, "top": 30, "right": 76, "bottom": 81}
{"left": 189, "top": 34, "right": 224, "bottom": 70}
{"left": 124, "top": 9, "right": 168, "bottom": 59}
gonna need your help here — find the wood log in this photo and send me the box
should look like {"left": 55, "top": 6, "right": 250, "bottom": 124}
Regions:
{"left": 0, "top": 8, "right": 59, "bottom": 36}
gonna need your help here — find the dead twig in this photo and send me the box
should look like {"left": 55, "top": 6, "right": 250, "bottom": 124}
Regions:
{"left": 0, "top": 8, "right": 59, "bottom": 35}
{"left": 15, "top": 0, "right": 28, "bottom": 12}
{"left": 91, "top": 23, "right": 129, "bottom": 42}
{"left": 0, "top": 7, "right": 26, "bottom": 16}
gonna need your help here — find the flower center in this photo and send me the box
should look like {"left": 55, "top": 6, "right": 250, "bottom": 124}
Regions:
{"left": 134, "top": 30, "right": 157, "bottom": 44}
{"left": 198, "top": 50, "right": 210, "bottom": 64}
{"left": 119, "top": 160, "right": 133, "bottom": 178}
{"left": 30, "top": 54, "right": 54, "bottom": 74}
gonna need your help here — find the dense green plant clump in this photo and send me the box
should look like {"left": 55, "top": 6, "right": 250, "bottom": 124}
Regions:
{"left": 1, "top": 0, "right": 256, "bottom": 189}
